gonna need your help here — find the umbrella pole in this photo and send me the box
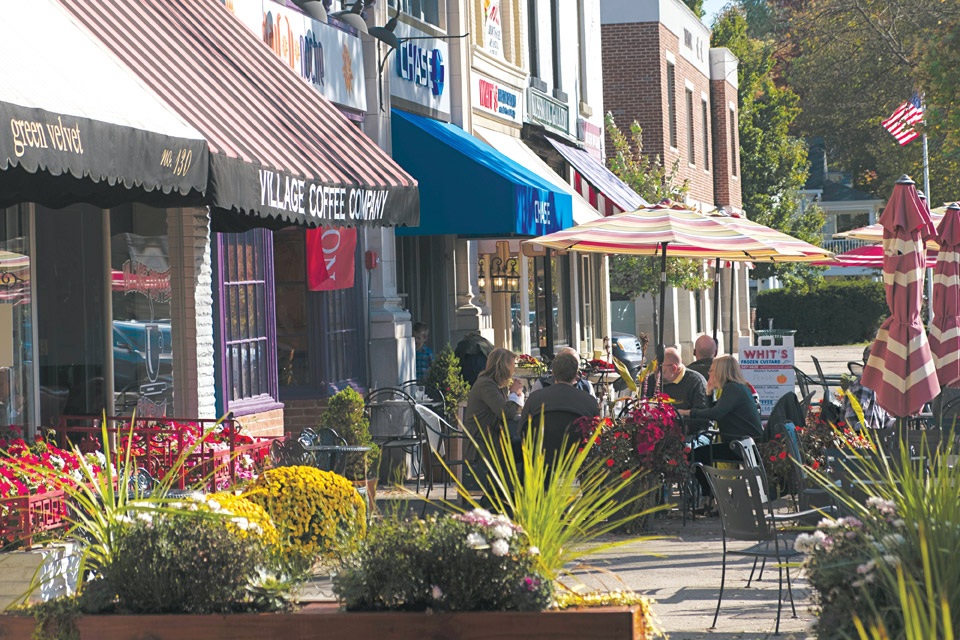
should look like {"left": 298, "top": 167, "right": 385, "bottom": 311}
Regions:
{"left": 728, "top": 263, "right": 736, "bottom": 355}
{"left": 657, "top": 242, "right": 668, "bottom": 392}
{"left": 712, "top": 257, "right": 720, "bottom": 342}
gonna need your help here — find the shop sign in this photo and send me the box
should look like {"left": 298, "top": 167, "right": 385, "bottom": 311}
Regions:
{"left": 577, "top": 118, "right": 604, "bottom": 162}
{"left": 527, "top": 88, "right": 569, "bottom": 135}
{"left": 307, "top": 226, "right": 357, "bottom": 291}
{"left": 482, "top": 0, "right": 504, "bottom": 59}
{"left": 473, "top": 75, "right": 522, "bottom": 124}
{"left": 738, "top": 334, "right": 796, "bottom": 415}
{"left": 390, "top": 22, "right": 450, "bottom": 117}
{"left": 258, "top": 169, "right": 391, "bottom": 223}
{"left": 226, "top": 0, "right": 366, "bottom": 112}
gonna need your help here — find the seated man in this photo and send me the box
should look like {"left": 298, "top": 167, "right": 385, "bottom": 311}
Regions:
{"left": 519, "top": 352, "right": 600, "bottom": 452}
{"left": 842, "top": 345, "right": 894, "bottom": 430}
{"left": 531, "top": 346, "right": 594, "bottom": 396}
{"left": 660, "top": 347, "right": 709, "bottom": 431}
{"left": 688, "top": 335, "right": 717, "bottom": 381}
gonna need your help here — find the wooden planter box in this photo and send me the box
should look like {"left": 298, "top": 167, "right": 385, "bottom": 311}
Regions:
{"left": 0, "top": 603, "right": 649, "bottom": 640}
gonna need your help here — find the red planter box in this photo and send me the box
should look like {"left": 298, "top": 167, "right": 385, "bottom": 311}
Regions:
{"left": 0, "top": 489, "right": 67, "bottom": 549}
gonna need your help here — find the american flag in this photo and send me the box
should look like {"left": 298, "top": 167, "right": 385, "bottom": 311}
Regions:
{"left": 881, "top": 91, "right": 924, "bottom": 145}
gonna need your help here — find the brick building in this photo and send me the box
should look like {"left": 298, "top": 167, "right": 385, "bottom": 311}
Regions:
{"left": 600, "top": 0, "right": 750, "bottom": 359}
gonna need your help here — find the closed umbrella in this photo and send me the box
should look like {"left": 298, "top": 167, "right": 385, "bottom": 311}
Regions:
{"left": 929, "top": 202, "right": 960, "bottom": 387}
{"left": 861, "top": 176, "right": 940, "bottom": 417}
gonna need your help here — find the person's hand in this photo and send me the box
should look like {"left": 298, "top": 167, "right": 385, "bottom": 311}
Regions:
{"left": 677, "top": 409, "right": 691, "bottom": 417}
{"left": 509, "top": 378, "right": 524, "bottom": 395}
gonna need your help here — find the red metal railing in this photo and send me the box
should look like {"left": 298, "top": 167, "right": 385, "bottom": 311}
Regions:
{"left": 0, "top": 490, "right": 67, "bottom": 550}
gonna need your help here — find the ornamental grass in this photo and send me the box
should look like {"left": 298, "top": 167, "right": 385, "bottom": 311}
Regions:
{"left": 246, "top": 465, "right": 366, "bottom": 559}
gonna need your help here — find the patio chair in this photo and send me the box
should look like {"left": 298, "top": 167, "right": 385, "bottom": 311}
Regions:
{"left": 365, "top": 387, "right": 428, "bottom": 493}
{"left": 399, "top": 379, "right": 446, "bottom": 412}
{"left": 414, "top": 403, "right": 468, "bottom": 503}
{"left": 811, "top": 355, "right": 843, "bottom": 401}
{"left": 775, "top": 422, "right": 833, "bottom": 512}
{"left": 847, "top": 361, "right": 864, "bottom": 377}
{"left": 793, "top": 367, "right": 817, "bottom": 404}
{"left": 698, "top": 464, "right": 802, "bottom": 635}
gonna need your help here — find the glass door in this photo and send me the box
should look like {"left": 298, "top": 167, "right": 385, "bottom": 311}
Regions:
{"left": 0, "top": 205, "right": 35, "bottom": 432}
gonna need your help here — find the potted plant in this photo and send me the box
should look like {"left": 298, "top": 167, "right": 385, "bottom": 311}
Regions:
{"left": 318, "top": 388, "right": 381, "bottom": 504}
{"left": 425, "top": 345, "right": 470, "bottom": 425}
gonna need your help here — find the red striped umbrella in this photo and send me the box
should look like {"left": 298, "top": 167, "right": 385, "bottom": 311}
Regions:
{"left": 929, "top": 202, "right": 960, "bottom": 387}
{"left": 814, "top": 244, "right": 939, "bottom": 268}
{"left": 861, "top": 176, "right": 940, "bottom": 417}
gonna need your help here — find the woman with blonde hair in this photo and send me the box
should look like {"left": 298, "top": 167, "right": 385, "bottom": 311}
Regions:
{"left": 463, "top": 347, "right": 525, "bottom": 458}
{"left": 678, "top": 355, "right": 763, "bottom": 500}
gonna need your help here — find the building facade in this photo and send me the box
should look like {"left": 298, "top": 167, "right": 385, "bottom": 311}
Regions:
{"left": 600, "top": 0, "right": 749, "bottom": 360}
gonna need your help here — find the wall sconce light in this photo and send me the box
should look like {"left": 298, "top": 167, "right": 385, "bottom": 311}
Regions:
{"left": 293, "top": 0, "right": 328, "bottom": 22}
{"left": 369, "top": 16, "right": 399, "bottom": 49}
{"left": 489, "top": 256, "right": 520, "bottom": 293}
{"left": 477, "top": 257, "right": 486, "bottom": 290}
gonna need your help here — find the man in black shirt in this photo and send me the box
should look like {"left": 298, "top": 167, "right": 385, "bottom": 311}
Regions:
{"left": 519, "top": 352, "right": 599, "bottom": 440}
{"left": 661, "top": 347, "right": 708, "bottom": 431}
{"left": 688, "top": 335, "right": 717, "bottom": 381}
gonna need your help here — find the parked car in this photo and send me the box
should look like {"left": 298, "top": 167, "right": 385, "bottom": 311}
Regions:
{"left": 611, "top": 332, "right": 644, "bottom": 388}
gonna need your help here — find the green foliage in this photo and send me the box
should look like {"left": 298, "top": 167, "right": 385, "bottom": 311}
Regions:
{"left": 680, "top": 0, "right": 704, "bottom": 19}
{"left": 439, "top": 416, "right": 667, "bottom": 581}
{"left": 107, "top": 513, "right": 264, "bottom": 614}
{"left": 784, "top": 0, "right": 960, "bottom": 202}
{"left": 712, "top": 7, "right": 826, "bottom": 290}
{"left": 319, "top": 387, "right": 379, "bottom": 480}
{"left": 425, "top": 344, "right": 471, "bottom": 424}
{"left": 755, "top": 279, "right": 886, "bottom": 345}
{"left": 333, "top": 512, "right": 552, "bottom": 612}
{"left": 604, "top": 113, "right": 710, "bottom": 298}
{"left": 801, "top": 428, "right": 960, "bottom": 638}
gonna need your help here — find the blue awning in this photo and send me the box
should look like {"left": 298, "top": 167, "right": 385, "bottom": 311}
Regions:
{"left": 392, "top": 109, "right": 572, "bottom": 237}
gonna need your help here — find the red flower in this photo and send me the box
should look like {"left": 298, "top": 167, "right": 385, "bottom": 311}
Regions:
{"left": 621, "top": 470, "right": 632, "bottom": 479}
{"left": 684, "top": 446, "right": 692, "bottom": 453}
{"left": 811, "top": 460, "right": 820, "bottom": 470}
{"left": 774, "top": 433, "right": 781, "bottom": 439}
{"left": 778, "top": 451, "right": 788, "bottom": 460}
{"left": 606, "top": 459, "right": 615, "bottom": 467}
{"left": 667, "top": 459, "right": 677, "bottom": 466}
{"left": 769, "top": 456, "right": 776, "bottom": 462}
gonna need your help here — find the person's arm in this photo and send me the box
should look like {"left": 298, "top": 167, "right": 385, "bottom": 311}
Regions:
{"left": 690, "top": 375, "right": 708, "bottom": 410}
{"left": 689, "top": 384, "right": 742, "bottom": 421}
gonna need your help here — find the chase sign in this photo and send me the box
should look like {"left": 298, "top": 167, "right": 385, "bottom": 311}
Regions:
{"left": 390, "top": 21, "right": 451, "bottom": 117}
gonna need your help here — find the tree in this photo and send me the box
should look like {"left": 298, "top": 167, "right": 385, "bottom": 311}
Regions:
{"left": 681, "top": 0, "right": 704, "bottom": 19}
{"left": 783, "top": 0, "right": 960, "bottom": 202}
{"left": 604, "top": 114, "right": 711, "bottom": 298}
{"left": 712, "top": 7, "right": 826, "bottom": 291}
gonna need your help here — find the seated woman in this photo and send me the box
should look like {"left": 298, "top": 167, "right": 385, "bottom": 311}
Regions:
{"left": 677, "top": 355, "right": 763, "bottom": 497}
{"left": 463, "top": 347, "right": 525, "bottom": 461}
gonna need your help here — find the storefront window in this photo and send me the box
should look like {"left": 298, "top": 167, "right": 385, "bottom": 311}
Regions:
{"left": 217, "top": 229, "right": 278, "bottom": 411}
{"left": 274, "top": 228, "right": 365, "bottom": 397}
{"left": 389, "top": 0, "right": 441, "bottom": 27}
{"left": 0, "top": 206, "right": 35, "bottom": 429}
{"left": 110, "top": 205, "right": 172, "bottom": 417}
{"left": 530, "top": 252, "right": 571, "bottom": 356}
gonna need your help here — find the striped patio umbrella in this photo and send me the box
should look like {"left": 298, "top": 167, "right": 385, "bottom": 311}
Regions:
{"left": 813, "top": 243, "right": 939, "bottom": 268}
{"left": 861, "top": 176, "right": 940, "bottom": 417}
{"left": 929, "top": 202, "right": 960, "bottom": 387}
{"left": 527, "top": 201, "right": 823, "bottom": 362}
{"left": 835, "top": 203, "right": 948, "bottom": 251}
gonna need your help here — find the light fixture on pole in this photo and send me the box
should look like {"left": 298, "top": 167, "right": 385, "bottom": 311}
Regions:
{"left": 489, "top": 256, "right": 520, "bottom": 293}
{"left": 477, "top": 257, "right": 486, "bottom": 290}
{"left": 369, "top": 16, "right": 399, "bottom": 49}
{"left": 293, "top": 0, "right": 328, "bottom": 22}
{"left": 331, "top": 0, "right": 368, "bottom": 33}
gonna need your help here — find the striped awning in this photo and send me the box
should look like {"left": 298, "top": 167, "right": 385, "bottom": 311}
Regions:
{"left": 57, "top": 0, "right": 419, "bottom": 229}
{"left": 0, "top": 0, "right": 208, "bottom": 209}
{"left": 525, "top": 202, "right": 806, "bottom": 260}
{"left": 861, "top": 177, "right": 940, "bottom": 417}
{"left": 929, "top": 202, "right": 960, "bottom": 388}
{"left": 546, "top": 138, "right": 648, "bottom": 213}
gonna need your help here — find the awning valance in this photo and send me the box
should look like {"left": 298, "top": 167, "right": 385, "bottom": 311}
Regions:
{"left": 392, "top": 109, "right": 572, "bottom": 237}
{"left": 0, "top": 0, "right": 208, "bottom": 209}
{"left": 547, "top": 138, "right": 647, "bottom": 213}
{"left": 57, "top": 0, "right": 419, "bottom": 229}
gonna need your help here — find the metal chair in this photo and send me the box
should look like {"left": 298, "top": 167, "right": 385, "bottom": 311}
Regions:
{"left": 414, "top": 403, "right": 468, "bottom": 503}
{"left": 811, "top": 355, "right": 843, "bottom": 400}
{"left": 793, "top": 366, "right": 817, "bottom": 403}
{"left": 699, "top": 464, "right": 801, "bottom": 635}
{"left": 399, "top": 380, "right": 446, "bottom": 412}
{"left": 365, "top": 388, "right": 428, "bottom": 493}
{"left": 847, "top": 361, "right": 864, "bottom": 377}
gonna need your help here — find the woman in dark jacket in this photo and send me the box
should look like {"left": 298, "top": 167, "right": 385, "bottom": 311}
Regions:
{"left": 463, "top": 348, "right": 525, "bottom": 461}
{"left": 678, "top": 355, "right": 763, "bottom": 496}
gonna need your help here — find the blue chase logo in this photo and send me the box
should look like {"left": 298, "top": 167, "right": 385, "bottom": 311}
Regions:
{"left": 397, "top": 42, "right": 444, "bottom": 97}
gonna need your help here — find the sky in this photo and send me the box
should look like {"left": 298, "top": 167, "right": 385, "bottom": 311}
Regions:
{"left": 701, "top": 0, "right": 728, "bottom": 27}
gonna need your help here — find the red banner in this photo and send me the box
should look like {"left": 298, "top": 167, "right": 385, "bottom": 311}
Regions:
{"left": 306, "top": 226, "right": 357, "bottom": 291}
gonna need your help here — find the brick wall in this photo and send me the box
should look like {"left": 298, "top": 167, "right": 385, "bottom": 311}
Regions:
{"left": 601, "top": 22, "right": 717, "bottom": 207}
{"left": 282, "top": 398, "right": 330, "bottom": 435}
{"left": 710, "top": 78, "right": 742, "bottom": 212}
{"left": 167, "top": 207, "right": 217, "bottom": 420}
{"left": 233, "top": 408, "right": 284, "bottom": 438}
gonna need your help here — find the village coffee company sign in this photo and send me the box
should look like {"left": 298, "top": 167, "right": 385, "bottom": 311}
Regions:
{"left": 390, "top": 21, "right": 450, "bottom": 119}
{"left": 227, "top": 0, "right": 366, "bottom": 112}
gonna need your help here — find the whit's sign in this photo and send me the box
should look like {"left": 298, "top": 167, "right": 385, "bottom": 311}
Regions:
{"left": 738, "top": 333, "right": 796, "bottom": 415}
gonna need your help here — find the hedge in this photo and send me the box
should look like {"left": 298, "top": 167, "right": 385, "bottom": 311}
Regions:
{"left": 755, "top": 280, "right": 888, "bottom": 346}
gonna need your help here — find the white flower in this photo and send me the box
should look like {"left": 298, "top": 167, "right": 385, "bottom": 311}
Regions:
{"left": 794, "top": 533, "right": 818, "bottom": 554}
{"left": 817, "top": 517, "right": 838, "bottom": 529}
{"left": 528, "top": 546, "right": 540, "bottom": 556}
{"left": 431, "top": 585, "right": 443, "bottom": 600}
{"left": 473, "top": 508, "right": 492, "bottom": 519}
{"left": 881, "top": 533, "right": 905, "bottom": 548}
{"left": 866, "top": 496, "right": 897, "bottom": 515}
{"left": 232, "top": 517, "right": 250, "bottom": 531}
{"left": 491, "top": 539, "right": 510, "bottom": 557}
{"left": 136, "top": 512, "right": 153, "bottom": 523}
{"left": 857, "top": 560, "right": 876, "bottom": 575}
{"left": 466, "top": 533, "right": 487, "bottom": 549}
{"left": 491, "top": 524, "right": 514, "bottom": 540}
{"left": 882, "top": 554, "right": 901, "bottom": 568}
{"left": 206, "top": 499, "right": 221, "bottom": 511}
{"left": 891, "top": 519, "right": 905, "bottom": 528}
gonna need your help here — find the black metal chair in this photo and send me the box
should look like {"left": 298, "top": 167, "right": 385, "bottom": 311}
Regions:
{"left": 698, "top": 464, "right": 801, "bottom": 635}
{"left": 793, "top": 366, "right": 817, "bottom": 404}
{"left": 365, "top": 388, "right": 428, "bottom": 492}
{"left": 414, "top": 403, "right": 468, "bottom": 503}
{"left": 847, "top": 361, "right": 864, "bottom": 376}
{"left": 811, "top": 355, "right": 843, "bottom": 401}
{"left": 399, "top": 380, "right": 447, "bottom": 412}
